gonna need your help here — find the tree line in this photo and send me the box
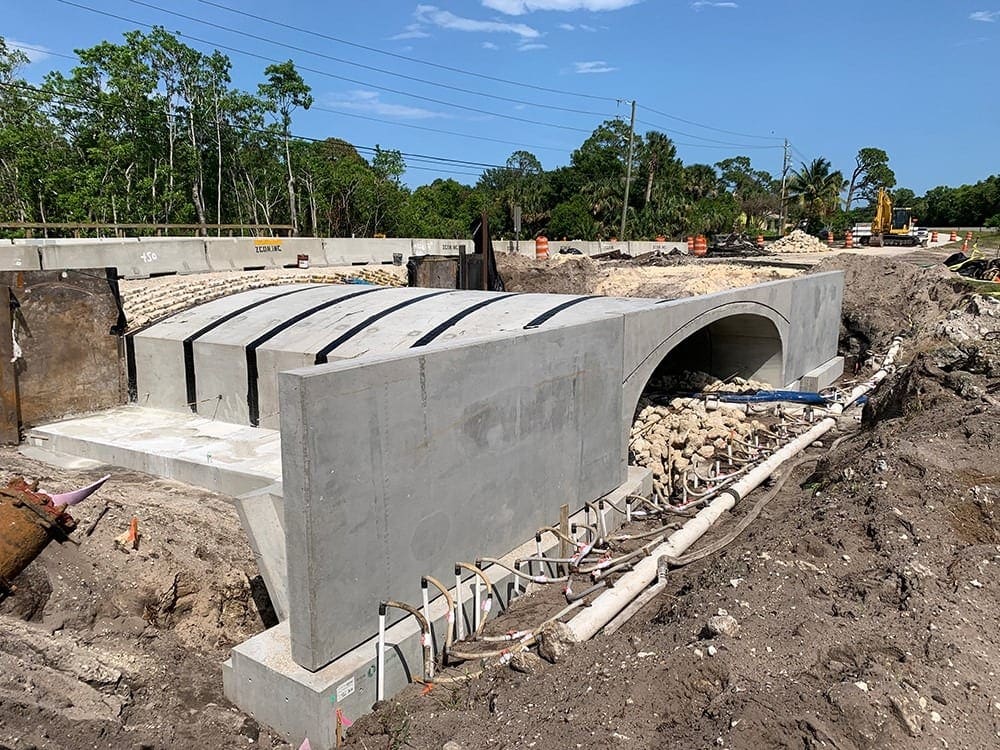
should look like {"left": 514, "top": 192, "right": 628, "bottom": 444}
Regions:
{"left": 2, "top": 32, "right": 997, "bottom": 241}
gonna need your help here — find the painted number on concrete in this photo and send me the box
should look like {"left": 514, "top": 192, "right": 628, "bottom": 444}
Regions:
{"left": 140, "top": 251, "right": 159, "bottom": 263}
{"left": 336, "top": 677, "right": 356, "bottom": 702}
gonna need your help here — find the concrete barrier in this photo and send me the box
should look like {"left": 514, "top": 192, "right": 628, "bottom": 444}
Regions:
{"left": 409, "top": 238, "right": 439, "bottom": 255}
{"left": 205, "top": 237, "right": 321, "bottom": 271}
{"left": 39, "top": 238, "right": 210, "bottom": 278}
{"left": 593, "top": 240, "right": 629, "bottom": 256}
{"left": 279, "top": 316, "right": 626, "bottom": 669}
{"left": 0, "top": 245, "right": 41, "bottom": 271}
{"left": 320, "top": 238, "right": 411, "bottom": 265}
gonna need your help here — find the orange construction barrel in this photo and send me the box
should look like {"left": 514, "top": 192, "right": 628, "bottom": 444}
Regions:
{"left": 535, "top": 236, "right": 549, "bottom": 260}
{"left": 950, "top": 230, "right": 958, "bottom": 242}
{"left": 845, "top": 230, "right": 853, "bottom": 249}
{"left": 756, "top": 235, "right": 764, "bottom": 249}
{"left": 693, "top": 235, "right": 708, "bottom": 257}
{"left": 931, "top": 230, "right": 939, "bottom": 243}
{"left": 686, "top": 236, "right": 695, "bottom": 253}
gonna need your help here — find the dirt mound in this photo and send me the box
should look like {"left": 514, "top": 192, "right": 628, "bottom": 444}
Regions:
{"left": 769, "top": 229, "right": 829, "bottom": 253}
{"left": 811, "top": 255, "right": 968, "bottom": 365}
{"left": 495, "top": 253, "right": 601, "bottom": 295}
{"left": 0, "top": 455, "right": 285, "bottom": 749}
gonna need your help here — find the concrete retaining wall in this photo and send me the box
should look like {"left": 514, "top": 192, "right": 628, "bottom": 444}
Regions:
{"left": 279, "top": 317, "right": 627, "bottom": 669}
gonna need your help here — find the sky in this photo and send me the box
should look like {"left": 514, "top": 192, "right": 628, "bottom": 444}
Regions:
{"left": 4, "top": 0, "right": 999, "bottom": 193}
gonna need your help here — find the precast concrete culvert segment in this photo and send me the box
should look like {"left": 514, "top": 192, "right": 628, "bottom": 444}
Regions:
{"left": 127, "top": 283, "right": 655, "bottom": 429}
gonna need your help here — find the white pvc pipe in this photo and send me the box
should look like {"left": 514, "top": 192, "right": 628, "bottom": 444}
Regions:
{"left": 473, "top": 576, "right": 481, "bottom": 634}
{"left": 566, "top": 338, "right": 902, "bottom": 643}
{"left": 376, "top": 606, "right": 386, "bottom": 701}
{"left": 454, "top": 568, "right": 465, "bottom": 641}
{"left": 421, "top": 580, "right": 433, "bottom": 656}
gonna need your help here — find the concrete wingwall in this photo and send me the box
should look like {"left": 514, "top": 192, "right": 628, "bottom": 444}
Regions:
{"left": 279, "top": 317, "right": 627, "bottom": 670}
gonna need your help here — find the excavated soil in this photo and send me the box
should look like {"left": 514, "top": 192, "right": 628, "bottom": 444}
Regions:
{"left": 341, "top": 257, "right": 1000, "bottom": 749}
{"left": 6, "top": 253, "right": 1000, "bottom": 749}
{"left": 495, "top": 253, "right": 798, "bottom": 299}
{"left": 0, "top": 458, "right": 289, "bottom": 750}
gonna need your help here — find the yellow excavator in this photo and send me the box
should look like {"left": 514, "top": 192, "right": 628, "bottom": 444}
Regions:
{"left": 869, "top": 187, "right": 919, "bottom": 247}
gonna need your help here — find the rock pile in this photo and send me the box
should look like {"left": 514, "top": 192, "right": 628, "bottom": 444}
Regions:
{"left": 121, "top": 267, "right": 405, "bottom": 330}
{"left": 768, "top": 229, "right": 830, "bottom": 254}
{"left": 629, "top": 373, "right": 771, "bottom": 504}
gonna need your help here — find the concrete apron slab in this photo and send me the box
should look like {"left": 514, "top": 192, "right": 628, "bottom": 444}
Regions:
{"left": 223, "top": 466, "right": 651, "bottom": 750}
{"left": 26, "top": 406, "right": 282, "bottom": 497}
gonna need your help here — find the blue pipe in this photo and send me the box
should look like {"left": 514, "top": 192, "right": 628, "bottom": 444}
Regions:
{"left": 701, "top": 390, "right": 830, "bottom": 405}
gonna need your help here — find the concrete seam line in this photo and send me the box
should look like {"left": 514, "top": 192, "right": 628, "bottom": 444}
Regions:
{"left": 244, "top": 286, "right": 387, "bottom": 426}
{"left": 313, "top": 289, "right": 455, "bottom": 364}
{"left": 181, "top": 284, "right": 319, "bottom": 412}
{"left": 523, "top": 295, "right": 600, "bottom": 329}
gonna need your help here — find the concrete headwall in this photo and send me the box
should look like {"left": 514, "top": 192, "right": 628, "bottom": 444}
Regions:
{"left": 279, "top": 318, "right": 626, "bottom": 669}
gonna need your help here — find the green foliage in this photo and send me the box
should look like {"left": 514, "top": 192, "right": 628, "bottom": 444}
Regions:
{"left": 845, "top": 147, "right": 895, "bottom": 211}
{"left": 4, "top": 31, "right": 996, "bottom": 243}
{"left": 786, "top": 158, "right": 847, "bottom": 224}
{"left": 548, "top": 195, "right": 598, "bottom": 239}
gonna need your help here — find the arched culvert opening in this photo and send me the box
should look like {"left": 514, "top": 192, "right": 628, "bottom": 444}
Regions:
{"left": 634, "top": 313, "right": 784, "bottom": 416}
{"left": 627, "top": 313, "right": 785, "bottom": 505}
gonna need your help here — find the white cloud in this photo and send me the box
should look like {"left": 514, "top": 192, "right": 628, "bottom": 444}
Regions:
{"left": 412, "top": 4, "right": 540, "bottom": 37}
{"left": 483, "top": 0, "right": 640, "bottom": 14}
{"left": 326, "top": 90, "right": 443, "bottom": 119}
{"left": 573, "top": 60, "right": 617, "bottom": 74}
{"left": 691, "top": 1, "right": 738, "bottom": 8}
{"left": 518, "top": 42, "right": 548, "bottom": 50}
{"left": 482, "top": 41, "right": 500, "bottom": 49}
{"left": 970, "top": 10, "right": 1000, "bottom": 22}
{"left": 579, "top": 23, "right": 598, "bottom": 31}
{"left": 391, "top": 23, "right": 431, "bottom": 39}
{"left": 559, "top": 22, "right": 575, "bottom": 30}
{"left": 8, "top": 39, "right": 51, "bottom": 63}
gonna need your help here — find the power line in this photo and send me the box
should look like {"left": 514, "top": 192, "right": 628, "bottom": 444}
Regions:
{"left": 191, "top": 0, "right": 791, "bottom": 147}
{"left": 636, "top": 118, "right": 783, "bottom": 149}
{"left": 312, "top": 107, "right": 572, "bottom": 155}
{"left": 641, "top": 104, "right": 783, "bottom": 142}
{"left": 192, "top": 0, "right": 617, "bottom": 104}
{"left": 122, "top": 0, "right": 616, "bottom": 119}
{"left": 7, "top": 41, "right": 78, "bottom": 61}
{"left": 9, "top": 40, "right": 574, "bottom": 157}
{"left": 52, "top": 0, "right": 598, "bottom": 135}
{"left": 2, "top": 80, "right": 504, "bottom": 173}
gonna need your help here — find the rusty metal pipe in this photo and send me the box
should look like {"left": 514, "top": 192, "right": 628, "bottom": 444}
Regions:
{"left": 0, "top": 478, "right": 76, "bottom": 593}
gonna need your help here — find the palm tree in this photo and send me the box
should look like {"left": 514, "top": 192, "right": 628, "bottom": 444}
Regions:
{"left": 786, "top": 158, "right": 847, "bottom": 224}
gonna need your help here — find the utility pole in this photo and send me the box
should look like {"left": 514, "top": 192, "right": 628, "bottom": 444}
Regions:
{"left": 778, "top": 138, "right": 791, "bottom": 236}
{"left": 620, "top": 99, "right": 636, "bottom": 241}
